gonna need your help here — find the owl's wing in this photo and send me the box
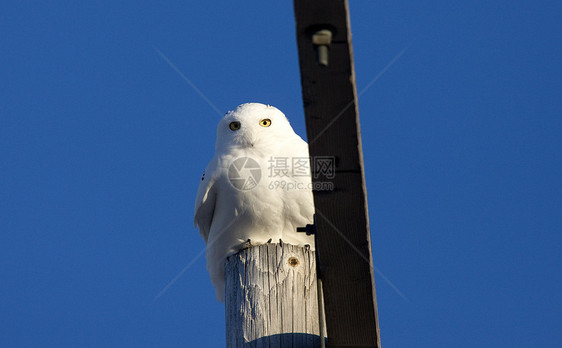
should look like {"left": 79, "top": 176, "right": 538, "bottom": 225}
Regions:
{"left": 194, "top": 164, "right": 218, "bottom": 244}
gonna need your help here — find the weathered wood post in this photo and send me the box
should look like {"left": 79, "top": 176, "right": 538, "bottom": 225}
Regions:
{"left": 225, "top": 243, "right": 324, "bottom": 347}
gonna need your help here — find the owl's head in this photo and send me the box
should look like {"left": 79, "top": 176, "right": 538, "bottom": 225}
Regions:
{"left": 216, "top": 103, "right": 297, "bottom": 150}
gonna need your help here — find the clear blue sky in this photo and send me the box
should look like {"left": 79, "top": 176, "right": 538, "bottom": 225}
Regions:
{"left": 1, "top": 1, "right": 560, "bottom": 347}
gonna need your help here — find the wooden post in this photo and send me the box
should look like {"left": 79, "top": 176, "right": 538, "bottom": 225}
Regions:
{"left": 225, "top": 243, "right": 324, "bottom": 347}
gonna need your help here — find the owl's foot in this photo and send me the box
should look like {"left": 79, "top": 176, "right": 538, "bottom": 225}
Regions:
{"left": 279, "top": 238, "right": 284, "bottom": 246}
{"left": 267, "top": 238, "right": 272, "bottom": 243}
{"left": 241, "top": 239, "right": 252, "bottom": 249}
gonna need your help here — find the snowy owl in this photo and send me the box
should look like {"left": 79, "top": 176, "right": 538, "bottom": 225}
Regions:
{"left": 194, "top": 103, "right": 315, "bottom": 302}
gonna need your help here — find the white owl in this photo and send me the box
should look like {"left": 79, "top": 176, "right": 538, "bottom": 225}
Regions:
{"left": 194, "top": 103, "right": 315, "bottom": 302}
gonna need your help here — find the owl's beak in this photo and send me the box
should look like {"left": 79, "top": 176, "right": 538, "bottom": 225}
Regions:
{"left": 244, "top": 133, "right": 257, "bottom": 148}
{"left": 236, "top": 138, "right": 255, "bottom": 148}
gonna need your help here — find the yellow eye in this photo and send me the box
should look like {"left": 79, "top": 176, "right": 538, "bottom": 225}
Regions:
{"left": 229, "top": 121, "right": 241, "bottom": 131}
{"left": 259, "top": 118, "right": 272, "bottom": 127}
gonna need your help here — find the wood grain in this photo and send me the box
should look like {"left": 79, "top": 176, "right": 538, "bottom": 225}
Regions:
{"left": 225, "top": 244, "right": 324, "bottom": 347}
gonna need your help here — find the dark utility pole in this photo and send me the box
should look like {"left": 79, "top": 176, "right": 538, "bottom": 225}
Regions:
{"left": 294, "top": 0, "right": 381, "bottom": 346}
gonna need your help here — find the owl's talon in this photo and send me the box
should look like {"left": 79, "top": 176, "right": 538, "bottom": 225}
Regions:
{"left": 267, "top": 238, "right": 272, "bottom": 243}
{"left": 279, "top": 238, "right": 283, "bottom": 246}
{"left": 240, "top": 239, "right": 252, "bottom": 249}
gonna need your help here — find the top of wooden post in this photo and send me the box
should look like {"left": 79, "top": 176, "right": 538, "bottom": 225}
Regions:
{"left": 225, "top": 243, "right": 324, "bottom": 347}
